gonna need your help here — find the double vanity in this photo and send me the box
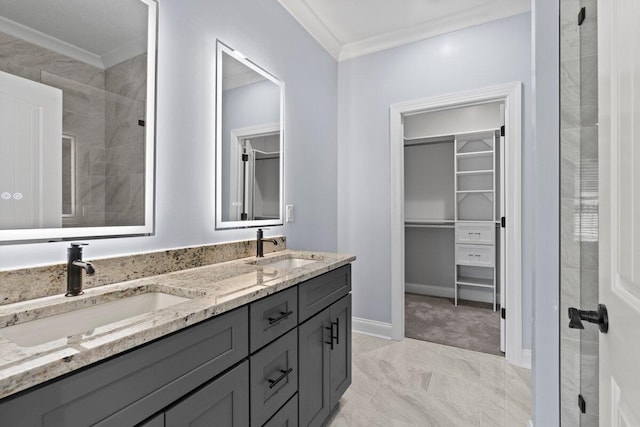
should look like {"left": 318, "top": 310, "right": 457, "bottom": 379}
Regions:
{"left": 0, "top": 249, "right": 355, "bottom": 426}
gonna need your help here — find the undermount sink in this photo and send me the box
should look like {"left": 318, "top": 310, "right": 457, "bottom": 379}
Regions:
{"left": 249, "top": 257, "right": 317, "bottom": 270}
{"left": 0, "top": 292, "right": 190, "bottom": 348}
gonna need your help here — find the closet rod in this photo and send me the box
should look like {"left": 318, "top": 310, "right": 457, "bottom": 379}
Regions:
{"left": 404, "top": 139, "right": 453, "bottom": 148}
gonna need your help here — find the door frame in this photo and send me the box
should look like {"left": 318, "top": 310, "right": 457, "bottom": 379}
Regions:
{"left": 228, "top": 123, "right": 280, "bottom": 221}
{"left": 389, "top": 82, "right": 528, "bottom": 368}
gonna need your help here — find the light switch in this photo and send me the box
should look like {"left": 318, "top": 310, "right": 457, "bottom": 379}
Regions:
{"left": 286, "top": 205, "right": 294, "bottom": 222}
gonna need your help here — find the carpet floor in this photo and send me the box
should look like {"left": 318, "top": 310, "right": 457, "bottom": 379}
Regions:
{"left": 404, "top": 293, "right": 503, "bottom": 356}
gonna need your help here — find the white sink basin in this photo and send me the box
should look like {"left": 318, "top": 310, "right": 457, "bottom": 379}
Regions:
{"left": 252, "top": 257, "right": 316, "bottom": 270}
{"left": 0, "top": 292, "right": 190, "bottom": 347}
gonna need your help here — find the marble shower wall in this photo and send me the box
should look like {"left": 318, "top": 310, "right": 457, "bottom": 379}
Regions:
{"left": 104, "top": 54, "right": 147, "bottom": 226}
{"left": 0, "top": 31, "right": 108, "bottom": 227}
{"left": 559, "top": 0, "right": 599, "bottom": 425}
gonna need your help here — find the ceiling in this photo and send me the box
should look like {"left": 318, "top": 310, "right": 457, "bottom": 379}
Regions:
{"left": 0, "top": 0, "right": 148, "bottom": 69}
{"left": 277, "top": 0, "right": 531, "bottom": 61}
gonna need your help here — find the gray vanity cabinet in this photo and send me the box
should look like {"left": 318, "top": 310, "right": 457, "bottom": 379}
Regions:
{"left": 329, "top": 294, "right": 352, "bottom": 409}
{"left": 0, "top": 263, "right": 352, "bottom": 427}
{"left": 0, "top": 306, "right": 249, "bottom": 427}
{"left": 298, "top": 265, "right": 352, "bottom": 427}
{"left": 298, "top": 305, "right": 332, "bottom": 427}
{"left": 164, "top": 361, "right": 250, "bottom": 427}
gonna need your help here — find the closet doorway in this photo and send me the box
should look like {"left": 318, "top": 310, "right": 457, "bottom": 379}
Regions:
{"left": 404, "top": 103, "right": 504, "bottom": 356}
{"left": 389, "top": 83, "right": 528, "bottom": 367}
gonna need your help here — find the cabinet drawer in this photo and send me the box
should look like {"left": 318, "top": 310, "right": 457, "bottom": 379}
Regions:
{"left": 250, "top": 328, "right": 298, "bottom": 426}
{"left": 250, "top": 287, "right": 297, "bottom": 353}
{"left": 455, "top": 222, "right": 495, "bottom": 245}
{"left": 165, "top": 360, "right": 250, "bottom": 427}
{"left": 298, "top": 265, "right": 351, "bottom": 322}
{"left": 456, "top": 244, "right": 495, "bottom": 267}
{"left": 0, "top": 307, "right": 249, "bottom": 427}
{"left": 263, "top": 394, "right": 298, "bottom": 427}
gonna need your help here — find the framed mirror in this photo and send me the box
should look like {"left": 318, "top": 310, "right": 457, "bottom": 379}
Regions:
{"left": 215, "top": 41, "right": 284, "bottom": 229}
{"left": 0, "top": 0, "right": 157, "bottom": 243}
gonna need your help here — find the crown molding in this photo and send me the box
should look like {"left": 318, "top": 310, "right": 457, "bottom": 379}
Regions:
{"left": 278, "top": 1, "right": 530, "bottom": 62}
{"left": 101, "top": 37, "right": 147, "bottom": 69}
{"left": 277, "top": 0, "right": 341, "bottom": 60}
{"left": 0, "top": 16, "right": 104, "bottom": 69}
{"left": 340, "top": 3, "right": 530, "bottom": 61}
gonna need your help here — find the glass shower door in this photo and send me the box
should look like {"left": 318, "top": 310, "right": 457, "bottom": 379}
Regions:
{"left": 560, "top": 0, "right": 599, "bottom": 425}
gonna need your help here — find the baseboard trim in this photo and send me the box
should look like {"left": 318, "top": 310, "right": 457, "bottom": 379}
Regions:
{"left": 352, "top": 317, "right": 392, "bottom": 339}
{"left": 521, "top": 349, "right": 532, "bottom": 369}
{"left": 405, "top": 282, "right": 499, "bottom": 305}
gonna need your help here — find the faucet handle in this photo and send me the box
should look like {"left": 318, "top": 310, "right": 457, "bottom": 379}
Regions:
{"left": 70, "top": 242, "right": 89, "bottom": 248}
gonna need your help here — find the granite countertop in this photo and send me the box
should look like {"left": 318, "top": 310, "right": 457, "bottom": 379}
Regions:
{"left": 0, "top": 250, "right": 355, "bottom": 400}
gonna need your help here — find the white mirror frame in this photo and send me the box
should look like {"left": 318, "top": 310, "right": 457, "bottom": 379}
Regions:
{"left": 215, "top": 41, "right": 284, "bottom": 230}
{"left": 0, "top": 0, "right": 158, "bottom": 243}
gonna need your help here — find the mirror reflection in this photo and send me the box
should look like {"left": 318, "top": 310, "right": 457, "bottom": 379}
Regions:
{"left": 0, "top": 0, "right": 156, "bottom": 240}
{"left": 216, "top": 41, "right": 283, "bottom": 229}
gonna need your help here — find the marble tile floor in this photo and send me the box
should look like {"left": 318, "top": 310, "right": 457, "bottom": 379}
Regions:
{"left": 327, "top": 333, "right": 532, "bottom": 427}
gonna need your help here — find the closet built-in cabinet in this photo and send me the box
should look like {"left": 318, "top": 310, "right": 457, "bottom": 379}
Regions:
{"left": 405, "top": 128, "right": 502, "bottom": 310}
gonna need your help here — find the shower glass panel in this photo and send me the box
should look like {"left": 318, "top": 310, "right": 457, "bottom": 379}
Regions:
{"left": 559, "top": 0, "right": 599, "bottom": 426}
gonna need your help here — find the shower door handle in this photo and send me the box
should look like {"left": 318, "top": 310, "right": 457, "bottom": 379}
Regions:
{"left": 568, "top": 304, "right": 609, "bottom": 333}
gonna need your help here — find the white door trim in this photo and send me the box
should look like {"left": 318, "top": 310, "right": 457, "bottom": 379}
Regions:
{"left": 389, "top": 82, "right": 527, "bottom": 367}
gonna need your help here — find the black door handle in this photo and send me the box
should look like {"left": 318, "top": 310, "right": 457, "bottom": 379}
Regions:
{"left": 325, "top": 324, "right": 335, "bottom": 350}
{"left": 268, "top": 368, "right": 293, "bottom": 389}
{"left": 268, "top": 310, "right": 293, "bottom": 325}
{"left": 568, "top": 304, "right": 608, "bottom": 333}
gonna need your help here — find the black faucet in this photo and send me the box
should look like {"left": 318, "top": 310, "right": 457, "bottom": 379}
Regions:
{"left": 256, "top": 229, "right": 278, "bottom": 257}
{"left": 66, "top": 243, "right": 95, "bottom": 297}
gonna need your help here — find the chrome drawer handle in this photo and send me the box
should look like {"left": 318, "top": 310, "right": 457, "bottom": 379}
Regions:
{"left": 268, "top": 310, "right": 294, "bottom": 325}
{"left": 268, "top": 368, "right": 293, "bottom": 389}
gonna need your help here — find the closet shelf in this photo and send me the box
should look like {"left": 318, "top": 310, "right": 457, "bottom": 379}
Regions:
{"left": 456, "top": 170, "right": 493, "bottom": 175}
{"left": 405, "top": 223, "right": 454, "bottom": 229}
{"left": 455, "top": 150, "right": 493, "bottom": 158}
{"left": 456, "top": 190, "right": 494, "bottom": 194}
{"left": 405, "top": 219, "right": 455, "bottom": 229}
{"left": 456, "top": 276, "right": 495, "bottom": 288}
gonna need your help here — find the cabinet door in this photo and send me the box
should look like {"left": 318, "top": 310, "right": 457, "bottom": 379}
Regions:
{"left": 165, "top": 361, "right": 249, "bottom": 427}
{"left": 329, "top": 295, "right": 352, "bottom": 408}
{"left": 298, "top": 307, "right": 331, "bottom": 427}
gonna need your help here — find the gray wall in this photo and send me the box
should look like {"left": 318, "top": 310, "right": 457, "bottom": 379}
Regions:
{"left": 0, "top": 0, "right": 338, "bottom": 269}
{"left": 532, "top": 0, "right": 560, "bottom": 425}
{"left": 337, "top": 13, "right": 534, "bottom": 348}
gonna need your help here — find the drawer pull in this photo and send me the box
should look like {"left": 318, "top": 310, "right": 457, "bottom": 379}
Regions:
{"left": 268, "top": 368, "right": 293, "bottom": 389}
{"left": 268, "top": 310, "right": 294, "bottom": 325}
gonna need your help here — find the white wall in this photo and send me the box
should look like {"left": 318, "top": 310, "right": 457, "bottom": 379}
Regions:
{"left": 0, "top": 0, "right": 338, "bottom": 269}
{"left": 337, "top": 13, "right": 534, "bottom": 348}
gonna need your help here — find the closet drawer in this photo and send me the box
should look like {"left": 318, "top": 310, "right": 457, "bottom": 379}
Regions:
{"left": 455, "top": 222, "right": 495, "bottom": 245}
{"left": 456, "top": 244, "right": 495, "bottom": 267}
{"left": 250, "top": 287, "right": 297, "bottom": 353}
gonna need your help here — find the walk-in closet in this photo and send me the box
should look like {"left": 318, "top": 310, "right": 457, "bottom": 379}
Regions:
{"left": 403, "top": 102, "right": 505, "bottom": 356}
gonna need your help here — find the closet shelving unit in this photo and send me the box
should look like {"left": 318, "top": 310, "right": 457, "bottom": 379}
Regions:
{"left": 454, "top": 129, "right": 499, "bottom": 311}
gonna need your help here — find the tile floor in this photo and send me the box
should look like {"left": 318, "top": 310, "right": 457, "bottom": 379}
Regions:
{"left": 326, "top": 333, "right": 532, "bottom": 427}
